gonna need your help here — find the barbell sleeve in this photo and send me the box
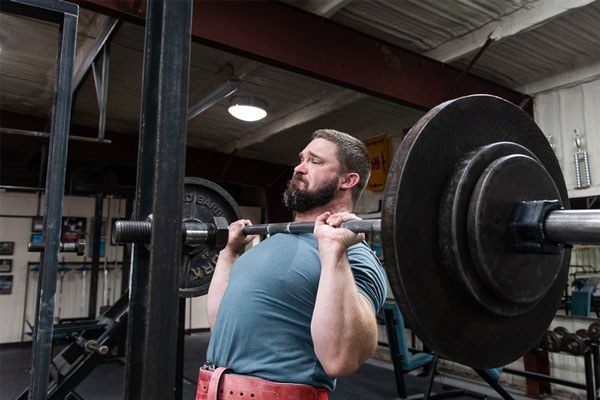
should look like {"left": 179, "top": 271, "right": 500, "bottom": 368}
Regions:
{"left": 28, "top": 239, "right": 86, "bottom": 256}
{"left": 544, "top": 210, "right": 600, "bottom": 246}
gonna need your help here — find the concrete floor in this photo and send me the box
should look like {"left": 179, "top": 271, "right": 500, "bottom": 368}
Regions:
{"left": 0, "top": 332, "right": 502, "bottom": 400}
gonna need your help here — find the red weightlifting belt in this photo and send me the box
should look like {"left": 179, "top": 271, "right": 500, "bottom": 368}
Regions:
{"left": 196, "top": 367, "right": 330, "bottom": 400}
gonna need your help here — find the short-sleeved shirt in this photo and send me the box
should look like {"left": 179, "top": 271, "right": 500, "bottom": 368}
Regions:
{"left": 206, "top": 233, "right": 387, "bottom": 391}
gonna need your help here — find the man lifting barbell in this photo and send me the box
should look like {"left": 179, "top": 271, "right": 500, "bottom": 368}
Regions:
{"left": 113, "top": 95, "right": 600, "bottom": 398}
{"left": 199, "top": 129, "right": 388, "bottom": 400}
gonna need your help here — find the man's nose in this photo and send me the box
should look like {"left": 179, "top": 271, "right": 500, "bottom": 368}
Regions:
{"left": 294, "top": 161, "right": 307, "bottom": 174}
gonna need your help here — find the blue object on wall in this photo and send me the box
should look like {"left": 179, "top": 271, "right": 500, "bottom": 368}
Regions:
{"left": 572, "top": 290, "right": 592, "bottom": 317}
{"left": 88, "top": 239, "right": 106, "bottom": 258}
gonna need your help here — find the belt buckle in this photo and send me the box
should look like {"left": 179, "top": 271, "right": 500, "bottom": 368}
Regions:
{"left": 201, "top": 362, "right": 216, "bottom": 371}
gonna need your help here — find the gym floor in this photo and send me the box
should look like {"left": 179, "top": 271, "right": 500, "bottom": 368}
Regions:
{"left": 0, "top": 332, "right": 519, "bottom": 400}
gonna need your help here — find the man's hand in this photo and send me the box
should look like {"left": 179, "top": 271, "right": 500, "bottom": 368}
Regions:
{"left": 223, "top": 219, "right": 256, "bottom": 256}
{"left": 314, "top": 211, "right": 365, "bottom": 250}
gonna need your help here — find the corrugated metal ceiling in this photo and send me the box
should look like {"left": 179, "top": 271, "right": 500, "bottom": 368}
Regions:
{"left": 1, "top": 1, "right": 598, "bottom": 167}
{"left": 283, "top": 0, "right": 600, "bottom": 95}
{"left": 328, "top": 0, "right": 534, "bottom": 52}
{"left": 450, "top": 0, "right": 600, "bottom": 89}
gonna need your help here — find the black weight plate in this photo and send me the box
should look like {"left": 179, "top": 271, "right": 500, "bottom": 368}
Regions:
{"left": 468, "top": 154, "right": 563, "bottom": 313}
{"left": 382, "top": 95, "right": 570, "bottom": 369}
{"left": 179, "top": 177, "right": 242, "bottom": 297}
{"left": 439, "top": 142, "right": 542, "bottom": 317}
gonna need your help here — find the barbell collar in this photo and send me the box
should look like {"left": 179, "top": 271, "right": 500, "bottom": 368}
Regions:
{"left": 545, "top": 209, "right": 600, "bottom": 246}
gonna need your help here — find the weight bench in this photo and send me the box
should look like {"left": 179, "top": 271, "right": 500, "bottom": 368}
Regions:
{"left": 383, "top": 300, "right": 513, "bottom": 400}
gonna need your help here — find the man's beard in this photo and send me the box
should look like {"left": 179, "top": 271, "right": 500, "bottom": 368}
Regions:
{"left": 283, "top": 176, "right": 338, "bottom": 212}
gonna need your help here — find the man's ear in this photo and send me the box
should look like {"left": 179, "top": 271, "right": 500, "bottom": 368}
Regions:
{"left": 340, "top": 173, "right": 360, "bottom": 190}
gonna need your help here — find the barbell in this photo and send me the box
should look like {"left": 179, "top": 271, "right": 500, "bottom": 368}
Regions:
{"left": 114, "top": 94, "right": 598, "bottom": 369}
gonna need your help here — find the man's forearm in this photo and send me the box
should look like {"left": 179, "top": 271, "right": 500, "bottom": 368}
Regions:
{"left": 311, "top": 246, "right": 378, "bottom": 377}
{"left": 206, "top": 250, "right": 239, "bottom": 328}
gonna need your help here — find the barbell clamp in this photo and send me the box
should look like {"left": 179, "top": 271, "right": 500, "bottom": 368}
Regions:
{"left": 510, "top": 200, "right": 564, "bottom": 254}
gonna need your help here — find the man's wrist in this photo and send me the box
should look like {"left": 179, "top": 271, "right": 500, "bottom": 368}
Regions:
{"left": 317, "top": 238, "right": 348, "bottom": 264}
{"left": 219, "top": 248, "right": 241, "bottom": 262}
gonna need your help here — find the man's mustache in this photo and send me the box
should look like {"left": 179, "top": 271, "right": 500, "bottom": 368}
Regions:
{"left": 288, "top": 174, "right": 307, "bottom": 185}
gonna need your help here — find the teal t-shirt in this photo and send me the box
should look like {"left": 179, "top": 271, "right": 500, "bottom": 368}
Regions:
{"left": 206, "top": 233, "right": 387, "bottom": 391}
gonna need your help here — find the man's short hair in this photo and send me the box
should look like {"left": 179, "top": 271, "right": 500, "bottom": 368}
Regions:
{"left": 311, "top": 129, "right": 371, "bottom": 203}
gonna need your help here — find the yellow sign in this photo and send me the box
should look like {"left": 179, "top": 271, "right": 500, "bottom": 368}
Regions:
{"left": 364, "top": 134, "right": 390, "bottom": 192}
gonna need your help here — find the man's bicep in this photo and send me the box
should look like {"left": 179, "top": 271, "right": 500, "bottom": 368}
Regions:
{"left": 349, "top": 246, "right": 388, "bottom": 313}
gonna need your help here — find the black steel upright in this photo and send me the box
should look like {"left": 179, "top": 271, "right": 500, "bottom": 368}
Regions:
{"left": 121, "top": 196, "right": 134, "bottom": 295}
{"left": 124, "top": 0, "right": 193, "bottom": 398}
{"left": 0, "top": 1, "right": 79, "bottom": 399}
{"left": 88, "top": 193, "right": 103, "bottom": 317}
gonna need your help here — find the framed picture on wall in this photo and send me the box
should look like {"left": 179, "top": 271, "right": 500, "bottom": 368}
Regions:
{"left": 0, "top": 242, "right": 14, "bottom": 256}
{"left": 31, "top": 216, "right": 44, "bottom": 233}
{"left": 28, "top": 261, "right": 40, "bottom": 272}
{"left": 0, "top": 259, "right": 12, "bottom": 273}
{"left": 0, "top": 275, "right": 13, "bottom": 295}
{"left": 61, "top": 217, "right": 87, "bottom": 243}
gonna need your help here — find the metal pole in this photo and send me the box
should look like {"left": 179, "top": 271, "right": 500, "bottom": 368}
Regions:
{"left": 584, "top": 350, "right": 596, "bottom": 400}
{"left": 28, "top": 6, "right": 78, "bottom": 400}
{"left": 175, "top": 298, "right": 187, "bottom": 400}
{"left": 545, "top": 210, "right": 600, "bottom": 246}
{"left": 125, "top": 0, "right": 192, "bottom": 398}
{"left": 88, "top": 193, "right": 103, "bottom": 317}
{"left": 121, "top": 196, "right": 133, "bottom": 296}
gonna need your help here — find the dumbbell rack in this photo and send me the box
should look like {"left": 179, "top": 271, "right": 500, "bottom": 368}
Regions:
{"left": 503, "top": 345, "right": 599, "bottom": 400}
{"left": 503, "top": 325, "right": 600, "bottom": 400}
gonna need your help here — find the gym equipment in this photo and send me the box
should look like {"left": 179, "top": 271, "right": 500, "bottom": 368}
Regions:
{"left": 15, "top": 295, "right": 129, "bottom": 400}
{"left": 589, "top": 321, "right": 600, "bottom": 342}
{"left": 28, "top": 239, "right": 86, "bottom": 256}
{"left": 114, "top": 95, "right": 600, "bottom": 368}
{"left": 562, "top": 333, "right": 587, "bottom": 355}
{"left": 543, "top": 326, "right": 590, "bottom": 355}
{"left": 539, "top": 330, "right": 562, "bottom": 352}
{"left": 114, "top": 177, "right": 241, "bottom": 297}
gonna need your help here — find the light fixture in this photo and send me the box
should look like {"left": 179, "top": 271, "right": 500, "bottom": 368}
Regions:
{"left": 228, "top": 96, "right": 267, "bottom": 122}
{"left": 188, "top": 78, "right": 240, "bottom": 121}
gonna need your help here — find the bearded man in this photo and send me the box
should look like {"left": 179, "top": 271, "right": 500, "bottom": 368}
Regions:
{"left": 198, "top": 129, "right": 387, "bottom": 400}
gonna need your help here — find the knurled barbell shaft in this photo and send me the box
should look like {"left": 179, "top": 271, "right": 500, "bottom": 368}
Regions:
{"left": 241, "top": 219, "right": 382, "bottom": 235}
{"left": 545, "top": 210, "right": 600, "bottom": 246}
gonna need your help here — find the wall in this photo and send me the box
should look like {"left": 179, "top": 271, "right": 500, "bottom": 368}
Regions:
{"left": 0, "top": 191, "right": 126, "bottom": 344}
{"left": 534, "top": 77, "right": 600, "bottom": 198}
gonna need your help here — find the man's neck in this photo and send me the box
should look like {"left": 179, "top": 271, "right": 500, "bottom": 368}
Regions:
{"left": 293, "top": 198, "right": 353, "bottom": 222}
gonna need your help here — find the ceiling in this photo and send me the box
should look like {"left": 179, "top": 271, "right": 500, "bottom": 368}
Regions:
{"left": 1, "top": 0, "right": 599, "bottom": 166}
